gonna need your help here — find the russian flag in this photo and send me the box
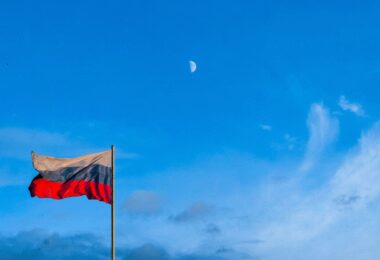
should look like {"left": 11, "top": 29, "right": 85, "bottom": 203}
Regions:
{"left": 29, "top": 150, "right": 112, "bottom": 204}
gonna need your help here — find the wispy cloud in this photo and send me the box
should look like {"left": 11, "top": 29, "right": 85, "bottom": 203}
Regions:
{"left": 0, "top": 127, "right": 139, "bottom": 160}
{"left": 124, "top": 190, "right": 161, "bottom": 215}
{"left": 169, "top": 202, "right": 214, "bottom": 223}
{"left": 284, "top": 134, "right": 297, "bottom": 151}
{"left": 331, "top": 122, "right": 380, "bottom": 204}
{"left": 300, "top": 103, "right": 339, "bottom": 172}
{"left": 0, "top": 127, "right": 86, "bottom": 160}
{"left": 117, "top": 151, "right": 140, "bottom": 160}
{"left": 253, "top": 121, "right": 380, "bottom": 259}
{"left": 0, "top": 127, "right": 70, "bottom": 159}
{"left": 338, "top": 95, "right": 365, "bottom": 116}
{"left": 259, "top": 124, "right": 272, "bottom": 131}
{"left": 0, "top": 168, "right": 28, "bottom": 187}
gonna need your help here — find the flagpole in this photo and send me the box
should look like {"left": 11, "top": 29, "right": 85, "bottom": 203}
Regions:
{"left": 111, "top": 145, "right": 115, "bottom": 260}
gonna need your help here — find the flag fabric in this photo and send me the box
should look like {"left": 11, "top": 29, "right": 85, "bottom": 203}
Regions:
{"left": 29, "top": 150, "right": 112, "bottom": 204}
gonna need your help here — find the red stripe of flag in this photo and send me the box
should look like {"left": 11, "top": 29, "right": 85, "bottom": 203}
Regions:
{"left": 29, "top": 178, "right": 112, "bottom": 204}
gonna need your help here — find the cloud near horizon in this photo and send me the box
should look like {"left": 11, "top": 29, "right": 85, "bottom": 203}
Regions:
{"left": 0, "top": 229, "right": 251, "bottom": 260}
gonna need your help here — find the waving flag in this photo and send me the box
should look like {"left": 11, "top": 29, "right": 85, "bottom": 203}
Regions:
{"left": 29, "top": 150, "right": 112, "bottom": 204}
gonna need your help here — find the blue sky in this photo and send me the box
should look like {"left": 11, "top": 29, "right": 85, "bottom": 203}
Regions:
{"left": 1, "top": 0, "right": 380, "bottom": 259}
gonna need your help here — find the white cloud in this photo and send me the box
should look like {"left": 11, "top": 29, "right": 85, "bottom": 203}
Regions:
{"left": 300, "top": 103, "right": 339, "bottom": 171}
{"left": 245, "top": 121, "right": 380, "bottom": 259}
{"left": 338, "top": 95, "right": 365, "bottom": 116}
{"left": 259, "top": 124, "right": 272, "bottom": 131}
{"left": 331, "top": 122, "right": 380, "bottom": 204}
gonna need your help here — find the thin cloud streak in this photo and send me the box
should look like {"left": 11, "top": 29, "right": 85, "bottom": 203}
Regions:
{"left": 0, "top": 127, "right": 139, "bottom": 160}
{"left": 300, "top": 103, "right": 339, "bottom": 172}
{"left": 0, "top": 127, "right": 70, "bottom": 159}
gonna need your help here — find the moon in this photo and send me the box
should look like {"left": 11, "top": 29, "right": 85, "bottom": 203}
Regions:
{"left": 189, "top": 60, "right": 197, "bottom": 73}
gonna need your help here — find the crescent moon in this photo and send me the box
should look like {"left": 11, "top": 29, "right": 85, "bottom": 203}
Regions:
{"left": 189, "top": 60, "right": 197, "bottom": 73}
